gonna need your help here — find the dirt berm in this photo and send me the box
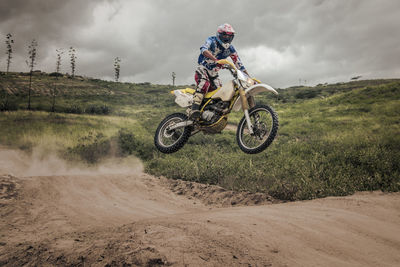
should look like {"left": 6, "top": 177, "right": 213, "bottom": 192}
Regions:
{"left": 0, "top": 148, "right": 399, "bottom": 266}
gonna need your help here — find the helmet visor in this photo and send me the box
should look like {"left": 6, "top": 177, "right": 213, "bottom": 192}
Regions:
{"left": 219, "top": 33, "right": 234, "bottom": 44}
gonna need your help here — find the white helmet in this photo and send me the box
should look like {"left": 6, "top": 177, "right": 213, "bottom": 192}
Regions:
{"left": 216, "top": 23, "right": 235, "bottom": 49}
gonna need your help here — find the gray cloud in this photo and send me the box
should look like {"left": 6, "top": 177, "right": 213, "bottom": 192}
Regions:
{"left": 1, "top": 0, "right": 399, "bottom": 88}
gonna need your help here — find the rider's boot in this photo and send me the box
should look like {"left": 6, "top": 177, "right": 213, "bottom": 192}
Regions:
{"left": 188, "top": 92, "right": 204, "bottom": 120}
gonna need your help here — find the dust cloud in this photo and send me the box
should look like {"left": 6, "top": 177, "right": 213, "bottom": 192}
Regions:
{"left": 0, "top": 146, "right": 143, "bottom": 177}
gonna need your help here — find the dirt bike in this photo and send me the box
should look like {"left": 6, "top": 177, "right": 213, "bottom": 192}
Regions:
{"left": 154, "top": 59, "right": 279, "bottom": 154}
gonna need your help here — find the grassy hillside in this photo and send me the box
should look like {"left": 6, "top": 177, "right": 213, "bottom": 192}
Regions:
{"left": 1, "top": 71, "right": 399, "bottom": 200}
{"left": 0, "top": 71, "right": 176, "bottom": 114}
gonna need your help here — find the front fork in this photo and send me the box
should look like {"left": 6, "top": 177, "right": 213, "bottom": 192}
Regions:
{"left": 239, "top": 88, "right": 254, "bottom": 135}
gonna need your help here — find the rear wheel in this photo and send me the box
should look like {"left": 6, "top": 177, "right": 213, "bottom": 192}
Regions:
{"left": 154, "top": 113, "right": 192, "bottom": 153}
{"left": 236, "top": 104, "right": 278, "bottom": 154}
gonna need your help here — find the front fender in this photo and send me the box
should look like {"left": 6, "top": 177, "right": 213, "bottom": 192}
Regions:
{"left": 232, "top": 83, "right": 278, "bottom": 112}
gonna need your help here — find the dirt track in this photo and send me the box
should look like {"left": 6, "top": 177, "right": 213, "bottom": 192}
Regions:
{"left": 1, "top": 149, "right": 400, "bottom": 266}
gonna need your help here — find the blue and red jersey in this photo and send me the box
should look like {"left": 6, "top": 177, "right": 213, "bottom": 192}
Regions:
{"left": 198, "top": 36, "right": 246, "bottom": 75}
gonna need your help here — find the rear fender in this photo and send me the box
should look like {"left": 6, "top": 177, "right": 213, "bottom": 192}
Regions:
{"left": 232, "top": 84, "right": 278, "bottom": 111}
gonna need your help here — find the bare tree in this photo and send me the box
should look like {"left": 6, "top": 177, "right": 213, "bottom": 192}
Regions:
{"left": 172, "top": 72, "right": 176, "bottom": 87}
{"left": 114, "top": 57, "right": 121, "bottom": 82}
{"left": 26, "top": 39, "right": 38, "bottom": 110}
{"left": 56, "top": 49, "right": 63, "bottom": 74}
{"left": 52, "top": 48, "right": 63, "bottom": 112}
{"left": 69, "top": 46, "right": 77, "bottom": 77}
{"left": 5, "top": 33, "right": 14, "bottom": 74}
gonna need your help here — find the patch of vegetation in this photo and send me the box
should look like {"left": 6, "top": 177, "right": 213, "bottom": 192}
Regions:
{"left": 66, "top": 132, "right": 112, "bottom": 163}
{"left": 118, "top": 128, "right": 154, "bottom": 160}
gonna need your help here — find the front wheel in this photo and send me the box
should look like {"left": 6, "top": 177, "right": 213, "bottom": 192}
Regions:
{"left": 236, "top": 104, "right": 278, "bottom": 154}
{"left": 154, "top": 113, "right": 192, "bottom": 154}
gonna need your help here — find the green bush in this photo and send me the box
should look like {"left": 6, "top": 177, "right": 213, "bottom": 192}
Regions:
{"left": 67, "top": 132, "right": 111, "bottom": 163}
{"left": 0, "top": 99, "right": 18, "bottom": 111}
{"left": 295, "top": 89, "right": 318, "bottom": 99}
{"left": 118, "top": 128, "right": 154, "bottom": 160}
{"left": 86, "top": 105, "right": 111, "bottom": 115}
{"left": 64, "top": 105, "right": 83, "bottom": 114}
{"left": 49, "top": 72, "right": 63, "bottom": 77}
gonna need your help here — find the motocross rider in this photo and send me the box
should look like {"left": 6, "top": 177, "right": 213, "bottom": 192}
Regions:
{"left": 189, "top": 23, "right": 250, "bottom": 120}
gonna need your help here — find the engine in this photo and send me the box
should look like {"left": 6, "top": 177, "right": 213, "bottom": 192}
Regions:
{"left": 201, "top": 100, "right": 230, "bottom": 125}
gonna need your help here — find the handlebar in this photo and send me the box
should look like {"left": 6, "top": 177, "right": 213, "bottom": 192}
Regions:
{"left": 216, "top": 59, "right": 236, "bottom": 70}
{"left": 216, "top": 59, "right": 261, "bottom": 84}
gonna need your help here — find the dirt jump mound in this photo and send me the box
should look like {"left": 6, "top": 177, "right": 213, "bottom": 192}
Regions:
{"left": 1, "top": 148, "right": 399, "bottom": 266}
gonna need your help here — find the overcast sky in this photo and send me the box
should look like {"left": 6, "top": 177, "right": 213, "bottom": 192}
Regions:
{"left": 1, "top": 0, "right": 399, "bottom": 88}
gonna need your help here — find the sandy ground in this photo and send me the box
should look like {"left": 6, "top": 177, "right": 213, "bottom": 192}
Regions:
{"left": 0, "top": 148, "right": 399, "bottom": 266}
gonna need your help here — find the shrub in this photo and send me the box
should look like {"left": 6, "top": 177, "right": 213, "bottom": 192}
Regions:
{"left": 0, "top": 99, "right": 18, "bottom": 111}
{"left": 295, "top": 89, "right": 318, "bottom": 99}
{"left": 64, "top": 105, "right": 83, "bottom": 114}
{"left": 118, "top": 128, "right": 154, "bottom": 160}
{"left": 67, "top": 132, "right": 111, "bottom": 163}
{"left": 49, "top": 72, "right": 63, "bottom": 77}
{"left": 85, "top": 105, "right": 111, "bottom": 115}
